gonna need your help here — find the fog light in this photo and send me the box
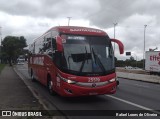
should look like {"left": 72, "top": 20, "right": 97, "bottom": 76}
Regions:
{"left": 65, "top": 89, "right": 73, "bottom": 94}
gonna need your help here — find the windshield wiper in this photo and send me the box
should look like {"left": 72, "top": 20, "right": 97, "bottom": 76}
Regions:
{"left": 92, "top": 48, "right": 106, "bottom": 73}
{"left": 79, "top": 46, "right": 88, "bottom": 72}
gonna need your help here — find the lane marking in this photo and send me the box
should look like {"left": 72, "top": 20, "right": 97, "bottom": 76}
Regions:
{"left": 106, "top": 95, "right": 160, "bottom": 115}
{"left": 120, "top": 82, "right": 160, "bottom": 93}
{"left": 120, "top": 82, "right": 150, "bottom": 88}
{"left": 17, "top": 69, "right": 28, "bottom": 71}
{"left": 134, "top": 84, "right": 149, "bottom": 88}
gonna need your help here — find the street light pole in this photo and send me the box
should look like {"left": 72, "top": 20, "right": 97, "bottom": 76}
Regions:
{"left": 67, "top": 17, "right": 71, "bottom": 26}
{"left": 0, "top": 27, "right": 2, "bottom": 45}
{"left": 143, "top": 25, "right": 147, "bottom": 70}
{"left": 113, "top": 23, "right": 118, "bottom": 54}
{"left": 0, "top": 27, "right": 2, "bottom": 63}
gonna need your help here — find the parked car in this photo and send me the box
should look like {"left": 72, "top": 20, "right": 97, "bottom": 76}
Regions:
{"left": 17, "top": 58, "right": 25, "bottom": 65}
{"left": 125, "top": 66, "right": 133, "bottom": 70}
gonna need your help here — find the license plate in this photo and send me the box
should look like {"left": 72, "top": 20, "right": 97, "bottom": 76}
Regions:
{"left": 89, "top": 92, "right": 98, "bottom": 95}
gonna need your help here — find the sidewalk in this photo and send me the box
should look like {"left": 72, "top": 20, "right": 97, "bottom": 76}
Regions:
{"left": 117, "top": 72, "right": 160, "bottom": 84}
{"left": 0, "top": 65, "right": 50, "bottom": 119}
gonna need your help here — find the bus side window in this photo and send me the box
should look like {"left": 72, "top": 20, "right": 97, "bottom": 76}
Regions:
{"left": 43, "top": 36, "right": 52, "bottom": 56}
{"left": 42, "top": 37, "right": 47, "bottom": 53}
{"left": 52, "top": 38, "right": 56, "bottom": 51}
{"left": 46, "top": 39, "right": 52, "bottom": 56}
{"left": 52, "top": 38, "right": 56, "bottom": 60}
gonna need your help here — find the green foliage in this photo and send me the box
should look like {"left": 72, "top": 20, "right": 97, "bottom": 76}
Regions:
{"left": 129, "top": 56, "right": 135, "bottom": 61}
{"left": 0, "top": 64, "right": 5, "bottom": 73}
{"left": 115, "top": 57, "right": 144, "bottom": 68}
{"left": 0, "top": 36, "right": 27, "bottom": 65}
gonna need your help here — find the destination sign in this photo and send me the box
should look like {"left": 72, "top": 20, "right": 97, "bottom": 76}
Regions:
{"left": 70, "top": 29, "right": 102, "bottom": 33}
{"left": 67, "top": 36, "right": 86, "bottom": 40}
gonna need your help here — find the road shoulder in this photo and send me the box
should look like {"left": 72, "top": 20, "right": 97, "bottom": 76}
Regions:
{"left": 0, "top": 65, "right": 51, "bottom": 119}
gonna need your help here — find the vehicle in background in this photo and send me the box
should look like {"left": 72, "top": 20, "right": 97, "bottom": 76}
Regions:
{"left": 17, "top": 55, "right": 25, "bottom": 65}
{"left": 17, "top": 58, "right": 25, "bottom": 64}
{"left": 125, "top": 66, "right": 133, "bottom": 70}
{"left": 28, "top": 26, "right": 124, "bottom": 97}
{"left": 145, "top": 51, "right": 160, "bottom": 75}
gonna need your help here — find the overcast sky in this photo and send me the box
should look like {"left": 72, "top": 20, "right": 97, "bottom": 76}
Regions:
{"left": 0, "top": 0, "right": 160, "bottom": 60}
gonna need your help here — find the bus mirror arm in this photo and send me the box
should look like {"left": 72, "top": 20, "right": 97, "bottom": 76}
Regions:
{"left": 56, "top": 36, "right": 63, "bottom": 52}
{"left": 111, "top": 38, "right": 124, "bottom": 54}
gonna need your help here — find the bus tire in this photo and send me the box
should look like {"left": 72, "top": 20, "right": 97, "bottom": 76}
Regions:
{"left": 117, "top": 80, "right": 119, "bottom": 86}
{"left": 47, "top": 76, "right": 56, "bottom": 95}
{"left": 31, "top": 69, "right": 36, "bottom": 82}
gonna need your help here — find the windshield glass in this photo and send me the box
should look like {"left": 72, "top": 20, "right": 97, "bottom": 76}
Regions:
{"left": 60, "top": 35, "right": 115, "bottom": 76}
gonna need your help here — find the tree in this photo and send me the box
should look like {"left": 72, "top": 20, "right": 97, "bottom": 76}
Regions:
{"left": 130, "top": 56, "right": 135, "bottom": 61}
{"left": 1, "top": 36, "right": 27, "bottom": 65}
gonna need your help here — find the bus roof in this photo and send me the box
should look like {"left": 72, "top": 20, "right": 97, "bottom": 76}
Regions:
{"left": 31, "top": 26, "right": 108, "bottom": 44}
{"left": 48, "top": 26, "right": 108, "bottom": 36}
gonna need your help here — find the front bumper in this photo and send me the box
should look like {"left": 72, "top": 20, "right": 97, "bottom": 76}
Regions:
{"left": 57, "top": 81, "right": 117, "bottom": 97}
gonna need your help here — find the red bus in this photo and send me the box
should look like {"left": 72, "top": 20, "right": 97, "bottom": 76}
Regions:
{"left": 28, "top": 26, "right": 124, "bottom": 97}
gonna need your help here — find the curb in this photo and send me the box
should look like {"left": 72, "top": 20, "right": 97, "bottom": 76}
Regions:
{"left": 13, "top": 67, "right": 49, "bottom": 110}
{"left": 13, "top": 66, "right": 68, "bottom": 119}
{"left": 117, "top": 72, "right": 160, "bottom": 84}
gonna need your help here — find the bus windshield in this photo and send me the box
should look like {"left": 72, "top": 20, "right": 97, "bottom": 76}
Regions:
{"left": 60, "top": 35, "right": 115, "bottom": 76}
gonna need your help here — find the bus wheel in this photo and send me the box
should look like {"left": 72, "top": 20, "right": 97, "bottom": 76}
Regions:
{"left": 48, "top": 77, "right": 56, "bottom": 95}
{"left": 31, "top": 70, "right": 35, "bottom": 82}
{"left": 116, "top": 80, "right": 119, "bottom": 86}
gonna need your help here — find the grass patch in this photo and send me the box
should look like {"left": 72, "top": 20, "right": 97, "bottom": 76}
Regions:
{"left": 0, "top": 64, "right": 5, "bottom": 74}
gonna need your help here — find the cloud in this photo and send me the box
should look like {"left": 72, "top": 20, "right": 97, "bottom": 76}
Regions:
{"left": 120, "top": 14, "right": 159, "bottom": 53}
{"left": 0, "top": 11, "right": 90, "bottom": 45}
{"left": 1, "top": 0, "right": 160, "bottom": 28}
{"left": 0, "top": 0, "right": 100, "bottom": 19}
{"left": 0, "top": 0, "right": 160, "bottom": 60}
{"left": 85, "top": 0, "right": 160, "bottom": 28}
{"left": 0, "top": 11, "right": 51, "bottom": 43}
{"left": 104, "top": 12, "right": 160, "bottom": 60}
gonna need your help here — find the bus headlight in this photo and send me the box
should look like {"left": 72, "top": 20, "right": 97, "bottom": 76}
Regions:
{"left": 58, "top": 74, "right": 77, "bottom": 84}
{"left": 109, "top": 78, "right": 116, "bottom": 83}
{"left": 67, "top": 80, "right": 77, "bottom": 84}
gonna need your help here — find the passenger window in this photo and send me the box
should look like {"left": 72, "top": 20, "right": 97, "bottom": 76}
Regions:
{"left": 52, "top": 38, "right": 56, "bottom": 51}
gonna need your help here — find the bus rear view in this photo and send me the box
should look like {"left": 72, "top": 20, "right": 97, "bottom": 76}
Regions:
{"left": 28, "top": 26, "right": 124, "bottom": 97}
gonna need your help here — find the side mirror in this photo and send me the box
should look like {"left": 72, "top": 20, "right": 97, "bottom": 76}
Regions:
{"left": 56, "top": 36, "right": 63, "bottom": 52}
{"left": 111, "top": 38, "right": 124, "bottom": 54}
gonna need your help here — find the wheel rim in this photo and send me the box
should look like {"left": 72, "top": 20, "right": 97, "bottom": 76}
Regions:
{"left": 49, "top": 80, "right": 53, "bottom": 93}
{"left": 31, "top": 74, "right": 34, "bottom": 80}
{"left": 31, "top": 72, "right": 34, "bottom": 80}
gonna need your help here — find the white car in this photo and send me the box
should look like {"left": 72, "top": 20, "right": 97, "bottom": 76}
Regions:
{"left": 17, "top": 59, "right": 25, "bottom": 65}
{"left": 125, "top": 66, "right": 133, "bottom": 70}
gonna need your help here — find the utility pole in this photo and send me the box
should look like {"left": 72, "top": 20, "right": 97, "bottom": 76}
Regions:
{"left": 67, "top": 17, "right": 72, "bottom": 26}
{"left": 143, "top": 25, "right": 147, "bottom": 70}
{"left": 0, "top": 27, "right": 2, "bottom": 63}
{"left": 113, "top": 23, "right": 118, "bottom": 54}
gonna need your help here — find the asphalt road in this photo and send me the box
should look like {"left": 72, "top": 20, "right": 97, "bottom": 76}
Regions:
{"left": 14, "top": 64, "right": 160, "bottom": 119}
